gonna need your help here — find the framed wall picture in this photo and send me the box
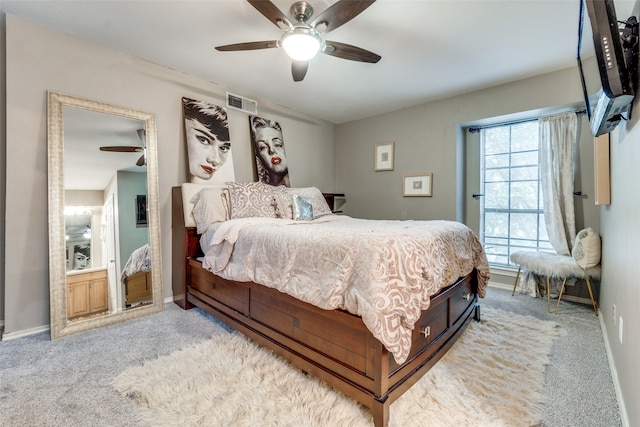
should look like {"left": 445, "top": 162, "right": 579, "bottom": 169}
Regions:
{"left": 249, "top": 115, "right": 290, "bottom": 187}
{"left": 182, "top": 97, "right": 235, "bottom": 185}
{"left": 374, "top": 142, "right": 395, "bottom": 171}
{"left": 403, "top": 173, "right": 433, "bottom": 197}
{"left": 136, "top": 194, "right": 148, "bottom": 227}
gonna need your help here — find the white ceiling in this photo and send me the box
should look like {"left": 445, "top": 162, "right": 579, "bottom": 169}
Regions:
{"left": 3, "top": 0, "right": 636, "bottom": 124}
{"left": 64, "top": 106, "right": 146, "bottom": 190}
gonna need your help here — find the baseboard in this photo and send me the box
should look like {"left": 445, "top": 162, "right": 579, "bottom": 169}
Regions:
{"left": 1, "top": 299, "right": 175, "bottom": 341}
{"left": 488, "top": 281, "right": 595, "bottom": 306}
{"left": 599, "top": 312, "right": 629, "bottom": 427}
{"left": 2, "top": 324, "right": 50, "bottom": 341}
{"left": 488, "top": 281, "right": 512, "bottom": 291}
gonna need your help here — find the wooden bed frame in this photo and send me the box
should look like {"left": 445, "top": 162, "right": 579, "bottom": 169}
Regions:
{"left": 171, "top": 186, "right": 480, "bottom": 427}
{"left": 124, "top": 270, "right": 152, "bottom": 307}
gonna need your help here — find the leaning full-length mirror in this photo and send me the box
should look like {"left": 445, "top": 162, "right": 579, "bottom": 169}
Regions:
{"left": 48, "top": 91, "right": 163, "bottom": 339}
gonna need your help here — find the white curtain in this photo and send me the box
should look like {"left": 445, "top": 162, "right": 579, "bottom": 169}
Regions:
{"left": 539, "top": 113, "right": 578, "bottom": 256}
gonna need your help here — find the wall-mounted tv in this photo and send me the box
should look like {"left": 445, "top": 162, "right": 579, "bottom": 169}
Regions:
{"left": 578, "top": 0, "right": 638, "bottom": 136}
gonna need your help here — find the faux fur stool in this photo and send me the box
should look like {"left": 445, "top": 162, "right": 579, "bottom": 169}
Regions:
{"left": 510, "top": 228, "right": 602, "bottom": 316}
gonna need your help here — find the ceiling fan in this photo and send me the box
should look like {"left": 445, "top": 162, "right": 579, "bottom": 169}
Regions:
{"left": 99, "top": 128, "right": 146, "bottom": 167}
{"left": 215, "top": 0, "right": 381, "bottom": 82}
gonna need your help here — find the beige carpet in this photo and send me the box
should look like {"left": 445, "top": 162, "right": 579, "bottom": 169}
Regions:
{"left": 113, "top": 308, "right": 557, "bottom": 427}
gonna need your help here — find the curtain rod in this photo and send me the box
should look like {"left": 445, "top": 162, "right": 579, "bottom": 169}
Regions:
{"left": 467, "top": 109, "right": 587, "bottom": 133}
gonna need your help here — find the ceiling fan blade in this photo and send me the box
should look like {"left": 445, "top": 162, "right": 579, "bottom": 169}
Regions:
{"left": 99, "top": 146, "right": 143, "bottom": 153}
{"left": 215, "top": 40, "right": 279, "bottom": 51}
{"left": 136, "top": 154, "right": 146, "bottom": 167}
{"left": 323, "top": 41, "right": 381, "bottom": 63}
{"left": 311, "top": 0, "right": 376, "bottom": 34}
{"left": 291, "top": 60, "right": 309, "bottom": 82}
{"left": 247, "top": 0, "right": 292, "bottom": 29}
{"left": 137, "top": 128, "right": 146, "bottom": 143}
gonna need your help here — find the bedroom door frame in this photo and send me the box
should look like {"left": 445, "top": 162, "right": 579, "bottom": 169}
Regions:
{"left": 104, "top": 193, "right": 121, "bottom": 313}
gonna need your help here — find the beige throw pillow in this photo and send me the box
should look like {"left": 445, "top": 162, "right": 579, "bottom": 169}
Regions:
{"left": 190, "top": 187, "right": 229, "bottom": 234}
{"left": 571, "top": 227, "right": 601, "bottom": 269}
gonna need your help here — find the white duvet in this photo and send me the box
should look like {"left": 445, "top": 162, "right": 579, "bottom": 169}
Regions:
{"left": 121, "top": 243, "right": 151, "bottom": 281}
{"left": 201, "top": 216, "right": 489, "bottom": 363}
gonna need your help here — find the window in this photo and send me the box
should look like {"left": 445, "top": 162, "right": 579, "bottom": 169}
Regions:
{"left": 479, "top": 120, "right": 553, "bottom": 268}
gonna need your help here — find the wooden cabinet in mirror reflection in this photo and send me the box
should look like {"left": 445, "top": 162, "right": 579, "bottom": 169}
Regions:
{"left": 66, "top": 269, "right": 108, "bottom": 320}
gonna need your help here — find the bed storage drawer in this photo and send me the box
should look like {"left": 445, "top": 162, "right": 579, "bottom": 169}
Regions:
{"left": 413, "top": 300, "right": 448, "bottom": 347}
{"left": 449, "top": 277, "right": 475, "bottom": 325}
{"left": 188, "top": 259, "right": 249, "bottom": 315}
{"left": 250, "top": 284, "right": 369, "bottom": 374}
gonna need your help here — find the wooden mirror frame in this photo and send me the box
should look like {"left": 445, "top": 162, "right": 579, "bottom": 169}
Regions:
{"left": 47, "top": 91, "right": 163, "bottom": 339}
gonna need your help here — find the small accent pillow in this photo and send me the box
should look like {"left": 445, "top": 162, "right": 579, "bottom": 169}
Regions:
{"left": 226, "top": 182, "right": 287, "bottom": 219}
{"left": 572, "top": 227, "right": 601, "bottom": 269}
{"left": 273, "top": 193, "right": 293, "bottom": 219}
{"left": 190, "top": 187, "right": 228, "bottom": 234}
{"left": 286, "top": 187, "right": 333, "bottom": 218}
{"left": 293, "top": 195, "right": 314, "bottom": 220}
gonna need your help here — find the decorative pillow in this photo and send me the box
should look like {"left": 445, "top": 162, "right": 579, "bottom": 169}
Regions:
{"left": 226, "top": 182, "right": 287, "bottom": 219}
{"left": 273, "top": 193, "right": 293, "bottom": 219}
{"left": 221, "top": 189, "right": 231, "bottom": 219}
{"left": 190, "top": 187, "right": 229, "bottom": 234}
{"left": 293, "top": 195, "right": 314, "bottom": 221}
{"left": 181, "top": 183, "right": 226, "bottom": 229}
{"left": 286, "top": 187, "right": 333, "bottom": 218}
{"left": 572, "top": 227, "right": 601, "bottom": 269}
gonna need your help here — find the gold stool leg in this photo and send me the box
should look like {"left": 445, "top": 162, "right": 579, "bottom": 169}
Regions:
{"left": 554, "top": 277, "right": 568, "bottom": 314}
{"left": 585, "top": 275, "right": 598, "bottom": 316}
{"left": 547, "top": 276, "right": 551, "bottom": 313}
{"left": 512, "top": 266, "right": 522, "bottom": 296}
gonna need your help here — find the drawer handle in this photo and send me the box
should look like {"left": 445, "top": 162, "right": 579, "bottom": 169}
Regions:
{"left": 462, "top": 293, "right": 470, "bottom": 301}
{"left": 420, "top": 326, "right": 431, "bottom": 338}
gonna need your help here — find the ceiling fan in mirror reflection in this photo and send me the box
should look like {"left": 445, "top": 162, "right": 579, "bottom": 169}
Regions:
{"left": 99, "top": 128, "right": 146, "bottom": 166}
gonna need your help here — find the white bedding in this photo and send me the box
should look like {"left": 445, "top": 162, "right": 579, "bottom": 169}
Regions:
{"left": 121, "top": 243, "right": 151, "bottom": 281}
{"left": 200, "top": 216, "right": 489, "bottom": 364}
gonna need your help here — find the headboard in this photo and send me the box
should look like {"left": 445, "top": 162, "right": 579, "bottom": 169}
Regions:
{"left": 171, "top": 186, "right": 203, "bottom": 308}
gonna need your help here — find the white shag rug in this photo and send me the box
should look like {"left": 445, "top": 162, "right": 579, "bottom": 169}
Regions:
{"left": 113, "top": 308, "right": 557, "bottom": 427}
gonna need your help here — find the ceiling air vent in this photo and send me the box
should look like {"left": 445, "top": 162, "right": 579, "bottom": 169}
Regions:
{"left": 226, "top": 92, "right": 258, "bottom": 115}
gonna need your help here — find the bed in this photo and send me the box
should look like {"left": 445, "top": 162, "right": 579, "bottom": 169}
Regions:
{"left": 171, "top": 183, "right": 490, "bottom": 427}
{"left": 122, "top": 243, "right": 152, "bottom": 306}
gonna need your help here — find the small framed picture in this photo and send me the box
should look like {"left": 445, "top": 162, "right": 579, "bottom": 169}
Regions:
{"left": 403, "top": 173, "right": 433, "bottom": 197}
{"left": 374, "top": 142, "right": 395, "bottom": 171}
{"left": 136, "top": 195, "right": 148, "bottom": 227}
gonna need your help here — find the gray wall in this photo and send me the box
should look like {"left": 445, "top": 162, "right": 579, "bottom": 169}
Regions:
{"left": 116, "top": 171, "right": 148, "bottom": 269}
{"left": 600, "top": 4, "right": 640, "bottom": 421}
{"left": 602, "top": 106, "right": 640, "bottom": 427}
{"left": 600, "top": 0, "right": 640, "bottom": 415}
{"left": 2, "top": 14, "right": 336, "bottom": 335}
{"left": 335, "top": 61, "right": 634, "bottom": 427}
{"left": 335, "top": 66, "right": 599, "bottom": 229}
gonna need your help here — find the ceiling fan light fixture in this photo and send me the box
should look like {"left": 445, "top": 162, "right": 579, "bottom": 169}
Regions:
{"left": 281, "top": 27, "right": 322, "bottom": 61}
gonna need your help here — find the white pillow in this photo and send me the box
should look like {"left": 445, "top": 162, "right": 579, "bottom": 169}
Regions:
{"left": 190, "top": 187, "right": 228, "bottom": 234}
{"left": 181, "top": 183, "right": 220, "bottom": 228}
{"left": 572, "top": 227, "right": 601, "bottom": 269}
{"left": 286, "top": 187, "right": 333, "bottom": 218}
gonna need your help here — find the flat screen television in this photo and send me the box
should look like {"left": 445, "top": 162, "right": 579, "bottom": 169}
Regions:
{"left": 578, "top": 0, "right": 637, "bottom": 136}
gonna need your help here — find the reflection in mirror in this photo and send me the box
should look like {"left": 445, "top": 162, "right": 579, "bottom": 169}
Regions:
{"left": 65, "top": 209, "right": 94, "bottom": 272}
{"left": 48, "top": 92, "right": 163, "bottom": 339}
